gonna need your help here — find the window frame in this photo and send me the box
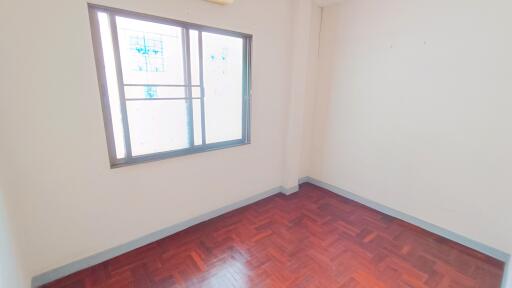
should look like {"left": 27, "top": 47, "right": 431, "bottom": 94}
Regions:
{"left": 88, "top": 4, "right": 252, "bottom": 168}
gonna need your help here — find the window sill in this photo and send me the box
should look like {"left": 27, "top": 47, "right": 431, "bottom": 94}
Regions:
{"left": 110, "top": 139, "right": 250, "bottom": 169}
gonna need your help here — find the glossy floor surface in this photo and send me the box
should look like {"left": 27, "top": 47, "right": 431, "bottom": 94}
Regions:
{"left": 44, "top": 183, "right": 504, "bottom": 288}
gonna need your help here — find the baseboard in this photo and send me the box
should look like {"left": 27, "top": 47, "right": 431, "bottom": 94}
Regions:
{"left": 281, "top": 175, "right": 312, "bottom": 195}
{"left": 31, "top": 185, "right": 284, "bottom": 288}
{"left": 281, "top": 185, "right": 299, "bottom": 195}
{"left": 302, "top": 176, "right": 511, "bottom": 287}
{"left": 299, "top": 176, "right": 311, "bottom": 184}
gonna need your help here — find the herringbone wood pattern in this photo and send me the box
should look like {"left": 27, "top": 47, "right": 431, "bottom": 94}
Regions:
{"left": 43, "top": 183, "right": 504, "bottom": 288}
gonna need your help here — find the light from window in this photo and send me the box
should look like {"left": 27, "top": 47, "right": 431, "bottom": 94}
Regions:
{"left": 89, "top": 5, "right": 251, "bottom": 167}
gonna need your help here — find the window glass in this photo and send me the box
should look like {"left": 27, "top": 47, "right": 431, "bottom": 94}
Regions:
{"left": 127, "top": 100, "right": 190, "bottom": 156}
{"left": 98, "top": 12, "right": 126, "bottom": 159}
{"left": 193, "top": 99, "right": 203, "bottom": 146}
{"left": 202, "top": 32, "right": 244, "bottom": 144}
{"left": 124, "top": 86, "right": 186, "bottom": 99}
{"left": 189, "top": 30, "right": 201, "bottom": 86}
{"left": 116, "top": 16, "right": 185, "bottom": 85}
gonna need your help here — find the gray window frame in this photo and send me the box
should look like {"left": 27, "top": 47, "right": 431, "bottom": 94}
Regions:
{"left": 88, "top": 4, "right": 252, "bottom": 168}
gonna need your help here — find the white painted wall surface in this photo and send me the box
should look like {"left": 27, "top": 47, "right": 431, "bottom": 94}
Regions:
{"left": 312, "top": 0, "right": 512, "bottom": 256}
{"left": 283, "top": 0, "right": 322, "bottom": 190}
{"left": 0, "top": 186, "right": 26, "bottom": 288}
{"left": 0, "top": 0, "right": 293, "bottom": 284}
{"left": 299, "top": 4, "right": 322, "bottom": 179}
{"left": 0, "top": 0, "right": 26, "bottom": 283}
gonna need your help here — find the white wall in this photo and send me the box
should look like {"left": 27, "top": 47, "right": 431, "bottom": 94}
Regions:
{"left": 299, "top": 4, "right": 322, "bottom": 179}
{"left": 0, "top": 185, "right": 26, "bottom": 288}
{"left": 0, "top": 0, "right": 293, "bottom": 284}
{"left": 312, "top": 0, "right": 512, "bottom": 256}
{"left": 0, "top": 0, "right": 26, "bottom": 283}
{"left": 283, "top": 0, "right": 322, "bottom": 190}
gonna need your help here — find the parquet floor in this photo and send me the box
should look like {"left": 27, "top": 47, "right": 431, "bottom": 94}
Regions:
{"left": 43, "top": 183, "right": 505, "bottom": 288}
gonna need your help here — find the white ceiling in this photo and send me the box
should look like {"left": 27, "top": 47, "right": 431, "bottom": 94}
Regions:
{"left": 314, "top": 0, "right": 344, "bottom": 7}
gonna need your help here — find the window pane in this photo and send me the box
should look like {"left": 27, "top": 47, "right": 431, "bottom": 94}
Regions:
{"left": 189, "top": 30, "right": 200, "bottom": 86}
{"left": 98, "top": 12, "right": 126, "bottom": 159}
{"left": 124, "top": 86, "right": 186, "bottom": 99}
{"left": 192, "top": 87, "right": 201, "bottom": 99}
{"left": 116, "top": 16, "right": 184, "bottom": 85}
{"left": 202, "top": 32, "right": 244, "bottom": 144}
{"left": 193, "top": 99, "right": 203, "bottom": 146}
{"left": 90, "top": 6, "right": 251, "bottom": 166}
{"left": 127, "top": 100, "right": 190, "bottom": 156}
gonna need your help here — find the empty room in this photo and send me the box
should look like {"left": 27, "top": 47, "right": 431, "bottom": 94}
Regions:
{"left": 1, "top": 0, "right": 511, "bottom": 287}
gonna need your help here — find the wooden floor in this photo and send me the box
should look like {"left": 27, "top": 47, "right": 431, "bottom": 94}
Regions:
{"left": 44, "top": 183, "right": 504, "bottom": 288}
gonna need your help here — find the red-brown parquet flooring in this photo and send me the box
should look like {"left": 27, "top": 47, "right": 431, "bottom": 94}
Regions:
{"left": 43, "top": 183, "right": 505, "bottom": 288}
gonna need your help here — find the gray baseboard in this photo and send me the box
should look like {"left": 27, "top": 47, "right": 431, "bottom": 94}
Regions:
{"left": 32, "top": 178, "right": 511, "bottom": 288}
{"left": 281, "top": 185, "right": 299, "bottom": 195}
{"left": 31, "top": 185, "right": 284, "bottom": 287}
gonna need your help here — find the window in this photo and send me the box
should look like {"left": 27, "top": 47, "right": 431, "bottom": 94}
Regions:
{"left": 88, "top": 4, "right": 252, "bottom": 167}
